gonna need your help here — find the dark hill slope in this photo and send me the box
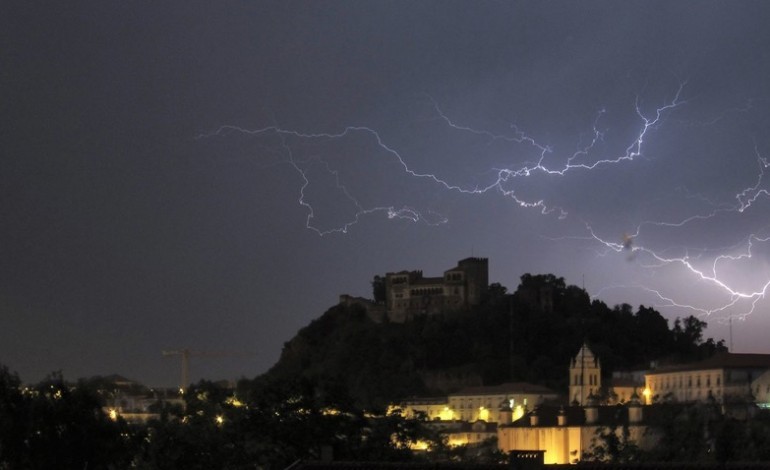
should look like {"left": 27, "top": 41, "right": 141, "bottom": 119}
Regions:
{"left": 264, "top": 274, "right": 726, "bottom": 409}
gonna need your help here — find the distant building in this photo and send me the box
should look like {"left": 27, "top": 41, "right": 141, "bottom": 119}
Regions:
{"left": 497, "top": 397, "right": 661, "bottom": 464}
{"left": 607, "top": 370, "right": 646, "bottom": 405}
{"left": 569, "top": 343, "right": 601, "bottom": 406}
{"left": 385, "top": 257, "right": 489, "bottom": 323}
{"left": 340, "top": 257, "right": 489, "bottom": 323}
{"left": 391, "top": 343, "right": 770, "bottom": 462}
{"left": 644, "top": 352, "right": 770, "bottom": 407}
{"left": 396, "top": 382, "right": 559, "bottom": 426}
{"left": 496, "top": 347, "right": 770, "bottom": 463}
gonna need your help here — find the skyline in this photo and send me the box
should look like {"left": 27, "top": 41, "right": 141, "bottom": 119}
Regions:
{"left": 2, "top": 1, "right": 770, "bottom": 387}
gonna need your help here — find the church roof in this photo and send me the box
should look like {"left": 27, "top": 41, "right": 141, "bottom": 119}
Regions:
{"left": 451, "top": 382, "right": 557, "bottom": 397}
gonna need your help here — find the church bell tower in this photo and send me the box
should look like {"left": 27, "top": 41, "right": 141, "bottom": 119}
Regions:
{"left": 569, "top": 343, "right": 601, "bottom": 405}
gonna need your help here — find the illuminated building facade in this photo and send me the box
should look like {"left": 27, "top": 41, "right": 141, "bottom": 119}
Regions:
{"left": 569, "top": 343, "right": 601, "bottom": 406}
{"left": 447, "top": 382, "right": 559, "bottom": 423}
{"left": 397, "top": 382, "right": 559, "bottom": 426}
{"left": 644, "top": 352, "right": 770, "bottom": 407}
{"left": 497, "top": 397, "right": 660, "bottom": 464}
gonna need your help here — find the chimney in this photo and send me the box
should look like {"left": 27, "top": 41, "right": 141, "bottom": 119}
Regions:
{"left": 628, "top": 390, "right": 643, "bottom": 424}
{"left": 499, "top": 399, "right": 512, "bottom": 425}
{"left": 529, "top": 408, "right": 539, "bottom": 427}
{"left": 557, "top": 407, "right": 567, "bottom": 426}
{"left": 584, "top": 393, "right": 599, "bottom": 424}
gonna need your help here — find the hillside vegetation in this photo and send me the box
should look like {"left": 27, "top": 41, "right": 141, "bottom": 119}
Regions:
{"left": 265, "top": 274, "right": 725, "bottom": 409}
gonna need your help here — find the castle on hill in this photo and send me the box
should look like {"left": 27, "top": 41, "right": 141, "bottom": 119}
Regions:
{"left": 339, "top": 257, "right": 489, "bottom": 323}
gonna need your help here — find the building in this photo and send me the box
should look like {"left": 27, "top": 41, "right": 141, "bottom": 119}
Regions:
{"left": 568, "top": 343, "right": 601, "bottom": 406}
{"left": 342, "top": 257, "right": 490, "bottom": 323}
{"left": 395, "top": 382, "right": 559, "bottom": 449}
{"left": 497, "top": 397, "right": 662, "bottom": 464}
{"left": 385, "top": 257, "right": 489, "bottom": 323}
{"left": 496, "top": 344, "right": 655, "bottom": 464}
{"left": 497, "top": 347, "right": 770, "bottom": 464}
{"left": 448, "top": 382, "right": 559, "bottom": 423}
{"left": 397, "top": 382, "right": 559, "bottom": 426}
{"left": 393, "top": 343, "right": 770, "bottom": 462}
{"left": 606, "top": 370, "right": 646, "bottom": 405}
{"left": 644, "top": 352, "right": 770, "bottom": 407}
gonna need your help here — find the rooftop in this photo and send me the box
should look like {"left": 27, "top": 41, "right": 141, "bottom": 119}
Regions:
{"left": 649, "top": 352, "right": 770, "bottom": 374}
{"left": 452, "top": 382, "right": 558, "bottom": 397}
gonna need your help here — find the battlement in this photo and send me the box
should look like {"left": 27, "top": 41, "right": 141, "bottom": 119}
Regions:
{"left": 384, "top": 258, "right": 489, "bottom": 322}
{"left": 340, "top": 257, "right": 489, "bottom": 323}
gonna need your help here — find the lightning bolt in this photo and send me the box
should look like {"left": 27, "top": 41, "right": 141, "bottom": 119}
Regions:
{"left": 199, "top": 80, "right": 770, "bottom": 322}
{"left": 199, "top": 83, "right": 684, "bottom": 227}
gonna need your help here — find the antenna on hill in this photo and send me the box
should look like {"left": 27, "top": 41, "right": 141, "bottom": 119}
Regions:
{"left": 729, "top": 316, "right": 734, "bottom": 352}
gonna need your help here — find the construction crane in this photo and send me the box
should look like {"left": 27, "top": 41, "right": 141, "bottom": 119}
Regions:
{"left": 162, "top": 349, "right": 251, "bottom": 392}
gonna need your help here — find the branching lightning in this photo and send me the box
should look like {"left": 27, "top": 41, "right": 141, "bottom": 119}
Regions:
{"left": 200, "top": 81, "right": 770, "bottom": 324}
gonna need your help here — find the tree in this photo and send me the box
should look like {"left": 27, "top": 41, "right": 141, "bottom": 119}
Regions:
{"left": 372, "top": 275, "right": 386, "bottom": 304}
{"left": 0, "top": 365, "right": 27, "bottom": 469}
{"left": 487, "top": 283, "right": 507, "bottom": 301}
{"left": 585, "top": 423, "right": 641, "bottom": 463}
{"left": 0, "top": 369, "right": 136, "bottom": 469}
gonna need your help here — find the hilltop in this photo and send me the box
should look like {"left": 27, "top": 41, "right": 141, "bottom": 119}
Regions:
{"left": 262, "top": 274, "right": 726, "bottom": 409}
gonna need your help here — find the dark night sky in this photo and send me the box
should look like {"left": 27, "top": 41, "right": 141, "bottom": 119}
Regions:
{"left": 2, "top": 1, "right": 770, "bottom": 387}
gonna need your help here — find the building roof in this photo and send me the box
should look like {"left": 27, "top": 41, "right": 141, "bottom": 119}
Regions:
{"left": 291, "top": 463, "right": 506, "bottom": 470}
{"left": 503, "top": 404, "right": 683, "bottom": 428}
{"left": 400, "top": 396, "right": 447, "bottom": 405}
{"left": 294, "top": 462, "right": 770, "bottom": 470}
{"left": 451, "top": 382, "right": 557, "bottom": 397}
{"left": 608, "top": 376, "right": 644, "bottom": 388}
{"left": 464, "top": 420, "right": 498, "bottom": 433}
{"left": 648, "top": 352, "right": 770, "bottom": 375}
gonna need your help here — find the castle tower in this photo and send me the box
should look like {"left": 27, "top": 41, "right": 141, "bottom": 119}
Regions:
{"left": 456, "top": 257, "right": 489, "bottom": 306}
{"left": 569, "top": 343, "right": 601, "bottom": 406}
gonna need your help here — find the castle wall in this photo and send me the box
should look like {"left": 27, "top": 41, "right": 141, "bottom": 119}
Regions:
{"left": 384, "top": 258, "right": 489, "bottom": 322}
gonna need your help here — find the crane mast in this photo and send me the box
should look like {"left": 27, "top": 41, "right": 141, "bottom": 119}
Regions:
{"left": 162, "top": 349, "right": 252, "bottom": 392}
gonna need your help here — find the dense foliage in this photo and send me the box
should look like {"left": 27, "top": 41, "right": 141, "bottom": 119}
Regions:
{"left": 585, "top": 404, "right": 770, "bottom": 465}
{"left": 0, "top": 367, "right": 135, "bottom": 469}
{"left": 0, "top": 273, "right": 738, "bottom": 468}
{"left": 267, "top": 273, "right": 726, "bottom": 408}
{"left": 0, "top": 367, "right": 448, "bottom": 469}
